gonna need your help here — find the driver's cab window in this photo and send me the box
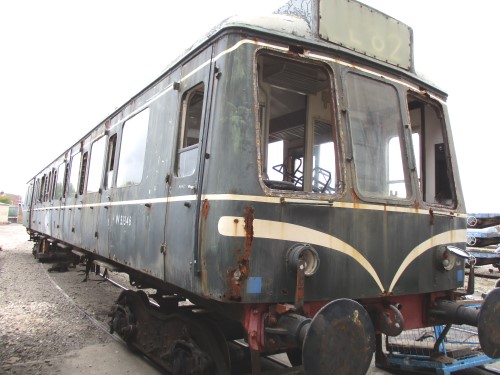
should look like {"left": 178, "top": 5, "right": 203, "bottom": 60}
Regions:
{"left": 346, "top": 73, "right": 410, "bottom": 200}
{"left": 408, "top": 94, "right": 456, "bottom": 207}
{"left": 258, "top": 53, "right": 340, "bottom": 194}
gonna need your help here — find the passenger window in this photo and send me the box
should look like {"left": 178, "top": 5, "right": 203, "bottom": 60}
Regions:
{"left": 54, "top": 163, "right": 66, "bottom": 199}
{"left": 45, "top": 173, "right": 50, "bottom": 201}
{"left": 34, "top": 178, "right": 40, "bottom": 202}
{"left": 116, "top": 108, "right": 150, "bottom": 187}
{"left": 104, "top": 134, "right": 117, "bottom": 190}
{"left": 24, "top": 184, "right": 33, "bottom": 208}
{"left": 346, "top": 73, "right": 410, "bottom": 199}
{"left": 68, "top": 152, "right": 81, "bottom": 197}
{"left": 46, "top": 171, "right": 53, "bottom": 201}
{"left": 79, "top": 152, "right": 88, "bottom": 195}
{"left": 36, "top": 178, "right": 42, "bottom": 202}
{"left": 408, "top": 95, "right": 455, "bottom": 206}
{"left": 40, "top": 175, "right": 46, "bottom": 202}
{"left": 176, "top": 84, "right": 204, "bottom": 177}
{"left": 258, "top": 54, "right": 339, "bottom": 194}
{"left": 87, "top": 137, "right": 107, "bottom": 193}
{"left": 63, "top": 162, "right": 70, "bottom": 198}
{"left": 50, "top": 169, "right": 57, "bottom": 200}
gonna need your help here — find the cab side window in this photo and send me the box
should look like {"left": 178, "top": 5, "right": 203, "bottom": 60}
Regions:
{"left": 176, "top": 84, "right": 204, "bottom": 177}
{"left": 408, "top": 94, "right": 455, "bottom": 207}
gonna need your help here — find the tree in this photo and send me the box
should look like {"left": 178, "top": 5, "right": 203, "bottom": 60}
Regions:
{"left": 0, "top": 196, "right": 12, "bottom": 204}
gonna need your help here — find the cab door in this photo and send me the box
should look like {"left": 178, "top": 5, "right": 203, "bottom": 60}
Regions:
{"left": 164, "top": 46, "right": 215, "bottom": 290}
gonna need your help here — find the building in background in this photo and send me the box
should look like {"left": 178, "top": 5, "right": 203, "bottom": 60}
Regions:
{"left": 0, "top": 192, "right": 22, "bottom": 224}
{"left": 0, "top": 203, "right": 8, "bottom": 224}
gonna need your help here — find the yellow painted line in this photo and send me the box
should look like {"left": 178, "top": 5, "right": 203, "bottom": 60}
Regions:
{"left": 388, "top": 229, "right": 468, "bottom": 292}
{"left": 29, "top": 193, "right": 467, "bottom": 218}
{"left": 218, "top": 216, "right": 385, "bottom": 293}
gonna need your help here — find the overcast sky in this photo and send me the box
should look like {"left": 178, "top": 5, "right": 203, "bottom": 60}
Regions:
{"left": 1, "top": 0, "right": 498, "bottom": 213}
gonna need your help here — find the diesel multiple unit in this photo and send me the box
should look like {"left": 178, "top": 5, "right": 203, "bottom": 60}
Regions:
{"left": 23, "top": 0, "right": 500, "bottom": 373}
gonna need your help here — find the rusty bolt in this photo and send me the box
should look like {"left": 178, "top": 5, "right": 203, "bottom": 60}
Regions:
{"left": 234, "top": 218, "right": 239, "bottom": 224}
{"left": 250, "top": 330, "right": 257, "bottom": 338}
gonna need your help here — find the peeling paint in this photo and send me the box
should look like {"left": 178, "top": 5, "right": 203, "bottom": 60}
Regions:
{"left": 202, "top": 199, "right": 210, "bottom": 219}
{"left": 227, "top": 206, "right": 254, "bottom": 300}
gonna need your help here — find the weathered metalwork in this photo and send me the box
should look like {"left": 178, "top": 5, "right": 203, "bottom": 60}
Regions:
{"left": 302, "top": 299, "right": 375, "bottom": 375}
{"left": 467, "top": 213, "right": 500, "bottom": 229}
{"left": 477, "top": 288, "right": 500, "bottom": 359}
{"left": 467, "top": 229, "right": 500, "bottom": 247}
{"left": 22, "top": 0, "right": 499, "bottom": 373}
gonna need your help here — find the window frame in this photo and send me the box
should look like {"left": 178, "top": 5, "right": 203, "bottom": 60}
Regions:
{"left": 68, "top": 151, "right": 82, "bottom": 198}
{"left": 39, "top": 175, "right": 46, "bottom": 203}
{"left": 343, "top": 70, "right": 414, "bottom": 204}
{"left": 86, "top": 136, "right": 107, "bottom": 193}
{"left": 115, "top": 108, "right": 150, "bottom": 188}
{"left": 175, "top": 83, "right": 205, "bottom": 178}
{"left": 256, "top": 50, "right": 343, "bottom": 196}
{"left": 78, "top": 152, "right": 88, "bottom": 196}
{"left": 104, "top": 133, "right": 117, "bottom": 190}
{"left": 406, "top": 92, "right": 457, "bottom": 208}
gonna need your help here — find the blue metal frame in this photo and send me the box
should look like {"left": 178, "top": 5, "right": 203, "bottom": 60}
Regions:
{"left": 383, "top": 316, "right": 499, "bottom": 374}
{"left": 384, "top": 353, "right": 499, "bottom": 375}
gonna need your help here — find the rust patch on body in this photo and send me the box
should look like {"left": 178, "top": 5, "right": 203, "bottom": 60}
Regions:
{"left": 199, "top": 199, "right": 210, "bottom": 279}
{"left": 227, "top": 206, "right": 255, "bottom": 301}
{"left": 243, "top": 206, "right": 254, "bottom": 262}
{"left": 202, "top": 199, "right": 210, "bottom": 219}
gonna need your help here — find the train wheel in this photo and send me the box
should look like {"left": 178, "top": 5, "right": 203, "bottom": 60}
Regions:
{"left": 110, "top": 290, "right": 141, "bottom": 343}
{"left": 162, "top": 314, "right": 230, "bottom": 375}
{"left": 189, "top": 317, "right": 231, "bottom": 375}
{"left": 135, "top": 290, "right": 150, "bottom": 305}
{"left": 302, "top": 299, "right": 375, "bottom": 375}
{"left": 110, "top": 290, "right": 230, "bottom": 374}
{"left": 286, "top": 348, "right": 302, "bottom": 366}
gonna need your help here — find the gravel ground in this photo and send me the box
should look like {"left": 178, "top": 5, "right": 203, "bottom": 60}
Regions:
{"left": 0, "top": 223, "right": 498, "bottom": 375}
{"left": 0, "top": 224, "right": 147, "bottom": 374}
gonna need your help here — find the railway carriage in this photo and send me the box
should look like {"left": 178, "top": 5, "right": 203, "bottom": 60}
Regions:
{"left": 23, "top": 0, "right": 500, "bottom": 373}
